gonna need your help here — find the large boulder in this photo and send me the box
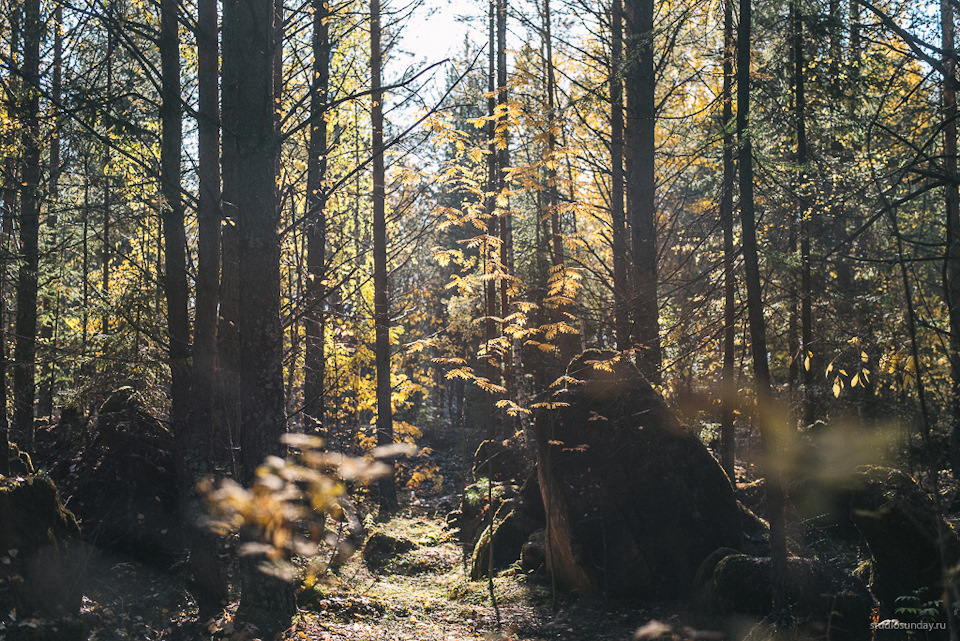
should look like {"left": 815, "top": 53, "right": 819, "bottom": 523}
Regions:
{"left": 0, "top": 475, "right": 82, "bottom": 618}
{"left": 52, "top": 387, "right": 179, "bottom": 566}
{"left": 697, "top": 551, "right": 872, "bottom": 641}
{"left": 533, "top": 350, "right": 742, "bottom": 598}
{"left": 362, "top": 532, "right": 417, "bottom": 573}
{"left": 451, "top": 472, "right": 543, "bottom": 552}
{"left": 843, "top": 466, "right": 960, "bottom": 610}
{"left": 470, "top": 500, "right": 539, "bottom": 578}
{"left": 792, "top": 464, "right": 960, "bottom": 613}
{"left": 472, "top": 439, "right": 526, "bottom": 482}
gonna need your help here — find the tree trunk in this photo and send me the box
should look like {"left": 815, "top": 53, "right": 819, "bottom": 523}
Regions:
{"left": 793, "top": 0, "right": 814, "bottom": 429}
{"left": 484, "top": 0, "right": 499, "bottom": 440}
{"left": 225, "top": 0, "right": 296, "bottom": 621}
{"left": 160, "top": 0, "right": 192, "bottom": 482}
{"left": 1, "top": 11, "right": 19, "bottom": 471}
{"left": 371, "top": 0, "right": 397, "bottom": 513}
{"left": 496, "top": 0, "right": 517, "bottom": 412}
{"left": 609, "top": 0, "right": 630, "bottom": 353}
{"left": 189, "top": 0, "right": 229, "bottom": 609}
{"left": 303, "top": 0, "right": 330, "bottom": 432}
{"left": 218, "top": 0, "right": 243, "bottom": 470}
{"left": 942, "top": 0, "right": 960, "bottom": 476}
{"left": 102, "top": 13, "right": 114, "bottom": 337}
{"left": 736, "top": 0, "right": 789, "bottom": 611}
{"left": 38, "top": 2, "right": 63, "bottom": 421}
{"left": 194, "top": 0, "right": 221, "bottom": 462}
{"left": 541, "top": 0, "right": 572, "bottom": 372}
{"left": 230, "top": 0, "right": 287, "bottom": 491}
{"left": 720, "top": 0, "right": 736, "bottom": 482}
{"left": 13, "top": 0, "right": 43, "bottom": 454}
{"left": 623, "top": 0, "right": 661, "bottom": 383}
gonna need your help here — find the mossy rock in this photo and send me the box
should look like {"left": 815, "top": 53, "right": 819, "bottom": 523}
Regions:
{"left": 798, "top": 465, "right": 960, "bottom": 613}
{"left": 473, "top": 439, "right": 526, "bottom": 483}
{"left": 737, "top": 501, "right": 770, "bottom": 556}
{"left": 844, "top": 466, "right": 960, "bottom": 611}
{"left": 98, "top": 386, "right": 138, "bottom": 415}
{"left": 454, "top": 480, "right": 516, "bottom": 550}
{"left": 533, "top": 350, "right": 741, "bottom": 598}
{"left": 736, "top": 480, "right": 767, "bottom": 520}
{"left": 362, "top": 532, "right": 417, "bottom": 572}
{"left": 6, "top": 443, "right": 35, "bottom": 476}
{"left": 520, "top": 529, "right": 546, "bottom": 574}
{"left": 470, "top": 504, "right": 532, "bottom": 579}
{"left": 0, "top": 475, "right": 82, "bottom": 618}
{"left": 49, "top": 388, "right": 178, "bottom": 566}
{"left": 693, "top": 547, "right": 742, "bottom": 595}
{"left": 698, "top": 552, "right": 872, "bottom": 641}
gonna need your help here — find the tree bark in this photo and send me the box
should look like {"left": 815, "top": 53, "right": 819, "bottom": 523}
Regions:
{"left": 371, "top": 0, "right": 397, "bottom": 513}
{"left": 609, "top": 0, "right": 630, "bottom": 353}
{"left": 1, "top": 10, "right": 20, "bottom": 472}
{"left": 720, "top": 0, "right": 736, "bottom": 482}
{"left": 13, "top": 0, "right": 43, "bottom": 453}
{"left": 623, "top": 0, "right": 661, "bottom": 383}
{"left": 218, "top": 0, "right": 243, "bottom": 470}
{"left": 195, "top": 0, "right": 221, "bottom": 462}
{"left": 942, "top": 0, "right": 960, "bottom": 475}
{"left": 225, "top": 0, "right": 296, "bottom": 621}
{"left": 160, "top": 0, "right": 192, "bottom": 476}
{"left": 303, "top": 0, "right": 330, "bottom": 432}
{"left": 541, "top": 0, "right": 572, "bottom": 371}
{"left": 496, "top": 0, "right": 517, "bottom": 410}
{"left": 792, "top": 0, "right": 814, "bottom": 429}
{"left": 188, "top": 0, "right": 229, "bottom": 609}
{"left": 37, "top": 2, "right": 63, "bottom": 421}
{"left": 484, "top": 0, "right": 499, "bottom": 440}
{"left": 101, "top": 12, "right": 114, "bottom": 337}
{"left": 229, "top": 0, "right": 287, "bottom": 488}
{"left": 737, "top": 0, "right": 789, "bottom": 611}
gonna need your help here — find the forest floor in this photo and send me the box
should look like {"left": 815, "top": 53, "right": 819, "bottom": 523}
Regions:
{"left": 67, "top": 428, "right": 704, "bottom": 641}
{"left": 72, "top": 431, "right": 694, "bottom": 641}
{"left": 77, "top": 490, "right": 687, "bottom": 641}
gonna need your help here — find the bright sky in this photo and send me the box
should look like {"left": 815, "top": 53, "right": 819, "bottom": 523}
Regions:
{"left": 393, "top": 0, "right": 481, "bottom": 94}
{"left": 405, "top": 0, "right": 475, "bottom": 59}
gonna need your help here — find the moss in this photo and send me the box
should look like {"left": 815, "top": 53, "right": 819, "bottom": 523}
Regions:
{"left": 470, "top": 506, "right": 530, "bottom": 579}
{"left": 852, "top": 558, "right": 874, "bottom": 586}
{"left": 472, "top": 439, "right": 525, "bottom": 482}
{"left": 51, "top": 391, "right": 177, "bottom": 566}
{"left": 98, "top": 386, "right": 138, "bottom": 415}
{"left": 6, "top": 443, "right": 35, "bottom": 476}
{"left": 693, "top": 547, "right": 741, "bottom": 596}
{"left": 363, "top": 531, "right": 418, "bottom": 572}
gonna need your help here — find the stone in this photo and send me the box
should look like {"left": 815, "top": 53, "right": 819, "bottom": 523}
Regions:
{"left": 520, "top": 529, "right": 546, "bottom": 574}
{"left": 533, "top": 350, "right": 742, "bottom": 598}
{"left": 362, "top": 532, "right": 417, "bottom": 572}
{"left": 0, "top": 476, "right": 82, "bottom": 619}
{"left": 470, "top": 502, "right": 532, "bottom": 579}
{"left": 50, "top": 388, "right": 178, "bottom": 567}
{"left": 697, "top": 551, "right": 872, "bottom": 641}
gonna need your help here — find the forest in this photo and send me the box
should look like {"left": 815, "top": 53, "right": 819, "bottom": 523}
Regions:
{"left": 0, "top": 0, "right": 959, "bottom": 638}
